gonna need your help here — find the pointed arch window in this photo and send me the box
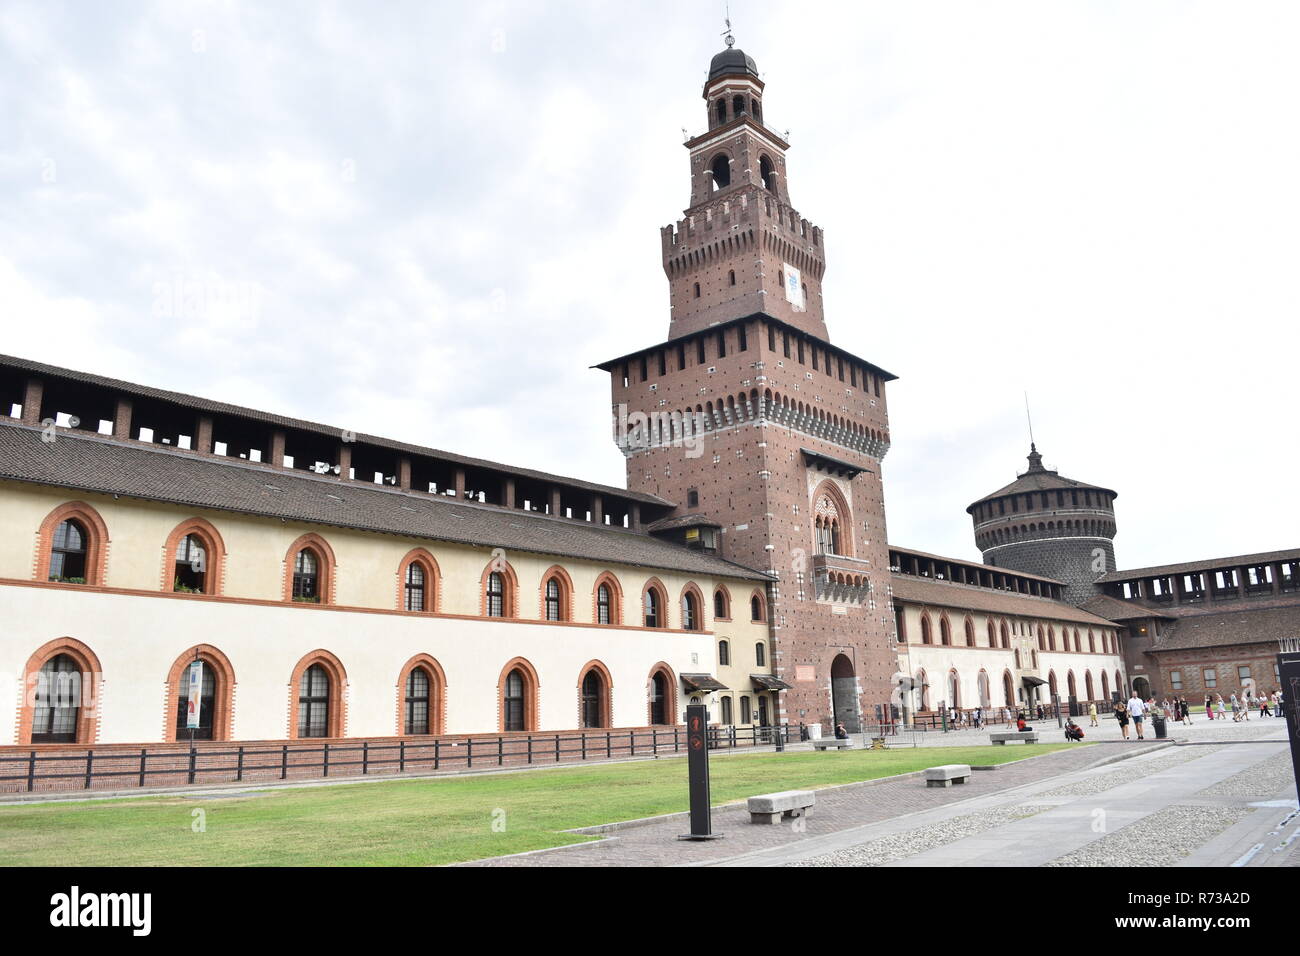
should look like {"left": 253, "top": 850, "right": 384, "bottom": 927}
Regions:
{"left": 173, "top": 533, "right": 207, "bottom": 593}
{"left": 751, "top": 594, "right": 764, "bottom": 622}
{"left": 681, "top": 590, "right": 700, "bottom": 631}
{"left": 581, "top": 670, "right": 605, "bottom": 728}
{"left": 49, "top": 520, "right": 88, "bottom": 583}
{"left": 644, "top": 585, "right": 664, "bottom": 628}
{"left": 292, "top": 549, "right": 320, "bottom": 603}
{"left": 755, "top": 642, "right": 766, "bottom": 667}
{"left": 713, "top": 588, "right": 729, "bottom": 620}
{"left": 174, "top": 660, "right": 216, "bottom": 740}
{"left": 597, "top": 584, "right": 612, "bottom": 625}
{"left": 718, "top": 640, "right": 730, "bottom": 666}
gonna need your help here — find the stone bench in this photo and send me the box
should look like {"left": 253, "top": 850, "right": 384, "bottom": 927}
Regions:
{"left": 924, "top": 764, "right": 972, "bottom": 788}
{"left": 990, "top": 731, "right": 1039, "bottom": 745}
{"left": 747, "top": 789, "right": 816, "bottom": 825}
{"left": 811, "top": 737, "right": 853, "bottom": 750}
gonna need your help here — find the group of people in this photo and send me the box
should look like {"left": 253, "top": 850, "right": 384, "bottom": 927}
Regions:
{"left": 1200, "top": 690, "right": 1283, "bottom": 722}
{"left": 1111, "top": 689, "right": 1286, "bottom": 739}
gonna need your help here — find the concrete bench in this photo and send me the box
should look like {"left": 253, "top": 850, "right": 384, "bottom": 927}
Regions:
{"left": 990, "top": 731, "right": 1039, "bottom": 745}
{"left": 747, "top": 789, "right": 816, "bottom": 825}
{"left": 811, "top": 737, "right": 854, "bottom": 750}
{"left": 924, "top": 764, "right": 972, "bottom": 788}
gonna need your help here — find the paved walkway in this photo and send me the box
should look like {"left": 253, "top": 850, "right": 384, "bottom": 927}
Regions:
{"left": 464, "top": 719, "right": 1296, "bottom": 867}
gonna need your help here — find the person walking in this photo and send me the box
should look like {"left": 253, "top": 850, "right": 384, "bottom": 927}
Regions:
{"left": 1128, "top": 692, "right": 1146, "bottom": 740}
{"left": 1216, "top": 695, "right": 1227, "bottom": 720}
{"left": 1205, "top": 694, "right": 1214, "bottom": 720}
{"left": 1230, "top": 694, "right": 1242, "bottom": 722}
{"left": 1114, "top": 699, "right": 1131, "bottom": 740}
{"left": 1088, "top": 700, "right": 1099, "bottom": 727}
{"left": 1180, "top": 697, "right": 1191, "bottom": 725}
{"left": 1260, "top": 695, "right": 1271, "bottom": 718}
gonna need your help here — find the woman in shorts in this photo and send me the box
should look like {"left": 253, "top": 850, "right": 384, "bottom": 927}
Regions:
{"left": 1114, "top": 700, "right": 1130, "bottom": 740}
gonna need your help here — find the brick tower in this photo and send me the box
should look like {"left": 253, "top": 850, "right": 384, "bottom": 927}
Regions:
{"left": 598, "top": 40, "right": 899, "bottom": 733}
{"left": 966, "top": 444, "right": 1119, "bottom": 605}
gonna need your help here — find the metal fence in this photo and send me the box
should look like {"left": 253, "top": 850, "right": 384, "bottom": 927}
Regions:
{"left": 0, "top": 723, "right": 811, "bottom": 795}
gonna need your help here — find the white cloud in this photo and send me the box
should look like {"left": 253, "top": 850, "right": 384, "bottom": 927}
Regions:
{"left": 0, "top": 0, "right": 1295, "bottom": 569}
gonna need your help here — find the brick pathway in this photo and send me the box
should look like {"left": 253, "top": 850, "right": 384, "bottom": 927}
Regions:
{"left": 459, "top": 741, "right": 1169, "bottom": 866}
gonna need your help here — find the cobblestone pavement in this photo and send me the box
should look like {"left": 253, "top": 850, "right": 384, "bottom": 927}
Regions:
{"left": 883, "top": 711, "right": 1288, "bottom": 749}
{"left": 459, "top": 741, "right": 1166, "bottom": 867}
{"left": 463, "top": 717, "right": 1297, "bottom": 867}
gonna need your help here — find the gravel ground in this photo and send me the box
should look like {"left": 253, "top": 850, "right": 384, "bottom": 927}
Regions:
{"left": 789, "top": 806, "right": 1045, "bottom": 867}
{"left": 1033, "top": 746, "right": 1223, "bottom": 799}
{"left": 1044, "top": 805, "right": 1250, "bottom": 867}
{"left": 1199, "top": 752, "right": 1298, "bottom": 799}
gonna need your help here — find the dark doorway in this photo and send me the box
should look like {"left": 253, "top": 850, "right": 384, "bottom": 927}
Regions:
{"left": 830, "top": 654, "right": 859, "bottom": 733}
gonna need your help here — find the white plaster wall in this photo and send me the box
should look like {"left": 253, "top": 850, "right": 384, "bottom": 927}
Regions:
{"left": 0, "top": 584, "right": 713, "bottom": 744}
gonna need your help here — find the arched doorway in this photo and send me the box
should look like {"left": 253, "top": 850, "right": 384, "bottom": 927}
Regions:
{"left": 830, "top": 654, "right": 859, "bottom": 733}
{"left": 1133, "top": 676, "right": 1150, "bottom": 699}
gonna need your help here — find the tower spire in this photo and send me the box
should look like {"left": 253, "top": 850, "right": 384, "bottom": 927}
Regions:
{"left": 722, "top": 3, "right": 735, "bottom": 48}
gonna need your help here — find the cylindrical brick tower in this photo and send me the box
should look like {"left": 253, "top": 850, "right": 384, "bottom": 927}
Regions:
{"left": 966, "top": 445, "right": 1118, "bottom": 605}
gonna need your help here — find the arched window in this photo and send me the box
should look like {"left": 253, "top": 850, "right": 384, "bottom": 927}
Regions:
{"left": 940, "top": 617, "right": 952, "bottom": 646}
{"left": 714, "top": 588, "right": 729, "bottom": 620}
{"left": 172, "top": 533, "right": 208, "bottom": 593}
{"left": 731, "top": 94, "right": 745, "bottom": 117}
{"left": 721, "top": 696, "right": 733, "bottom": 725}
{"left": 167, "top": 646, "right": 235, "bottom": 742}
{"left": 760, "top": 154, "right": 775, "bottom": 192}
{"left": 965, "top": 617, "right": 976, "bottom": 647}
{"left": 644, "top": 581, "right": 666, "bottom": 628}
{"left": 755, "top": 642, "right": 766, "bottom": 667}
{"left": 174, "top": 659, "right": 216, "bottom": 740}
{"left": 292, "top": 549, "right": 320, "bottom": 603}
{"left": 715, "top": 98, "right": 726, "bottom": 124}
{"left": 581, "top": 669, "right": 605, "bottom": 728}
{"left": 978, "top": 670, "right": 991, "bottom": 708}
{"left": 648, "top": 664, "right": 674, "bottom": 725}
{"left": 948, "top": 670, "right": 961, "bottom": 709}
{"left": 298, "top": 664, "right": 331, "bottom": 738}
{"left": 681, "top": 589, "right": 700, "bottom": 631}
{"left": 710, "top": 153, "right": 731, "bottom": 189}
{"left": 486, "top": 572, "right": 505, "bottom": 617}
{"left": 32, "top": 654, "right": 82, "bottom": 743}
{"left": 545, "top": 577, "right": 563, "bottom": 621}
{"left": 750, "top": 592, "right": 765, "bottom": 622}
{"left": 597, "top": 584, "right": 612, "bottom": 624}
{"left": 49, "top": 519, "right": 87, "bottom": 583}
{"left": 921, "top": 615, "right": 933, "bottom": 645}
{"left": 1102, "top": 671, "right": 1111, "bottom": 699}
{"left": 693, "top": 282, "right": 701, "bottom": 298}
{"left": 718, "top": 640, "right": 730, "bottom": 665}
{"left": 728, "top": 269, "right": 736, "bottom": 286}
{"left": 404, "top": 562, "right": 427, "bottom": 612}
{"left": 739, "top": 695, "right": 751, "bottom": 724}
{"left": 503, "top": 670, "right": 526, "bottom": 731}
{"left": 405, "top": 667, "right": 431, "bottom": 735}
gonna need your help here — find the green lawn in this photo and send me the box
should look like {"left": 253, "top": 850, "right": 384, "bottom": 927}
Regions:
{"left": 0, "top": 743, "right": 1076, "bottom": 866}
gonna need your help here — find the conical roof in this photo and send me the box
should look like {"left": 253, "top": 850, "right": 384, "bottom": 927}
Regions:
{"left": 966, "top": 444, "right": 1116, "bottom": 513}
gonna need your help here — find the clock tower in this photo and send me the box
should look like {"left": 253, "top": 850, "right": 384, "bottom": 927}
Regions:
{"left": 599, "top": 40, "right": 899, "bottom": 733}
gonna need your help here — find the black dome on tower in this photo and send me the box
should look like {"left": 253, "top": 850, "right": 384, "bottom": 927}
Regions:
{"left": 708, "top": 47, "right": 759, "bottom": 81}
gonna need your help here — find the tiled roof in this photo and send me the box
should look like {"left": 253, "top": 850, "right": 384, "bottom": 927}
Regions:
{"left": 0, "top": 423, "right": 770, "bottom": 581}
{"left": 889, "top": 544, "right": 1064, "bottom": 587}
{"left": 1077, "top": 593, "right": 1174, "bottom": 622}
{"left": 1099, "top": 548, "right": 1300, "bottom": 583}
{"left": 1150, "top": 605, "right": 1300, "bottom": 653}
{"left": 0, "top": 353, "right": 671, "bottom": 508}
{"left": 967, "top": 446, "right": 1115, "bottom": 511}
{"left": 889, "top": 574, "right": 1116, "bottom": 627}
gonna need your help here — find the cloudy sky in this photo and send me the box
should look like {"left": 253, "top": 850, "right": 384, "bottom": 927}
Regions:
{"left": 2, "top": 0, "right": 1296, "bottom": 569}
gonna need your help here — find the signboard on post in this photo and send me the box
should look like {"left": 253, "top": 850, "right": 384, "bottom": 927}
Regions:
{"left": 186, "top": 660, "right": 204, "bottom": 731}
{"left": 1278, "top": 650, "right": 1300, "bottom": 806}
{"left": 678, "top": 703, "right": 722, "bottom": 841}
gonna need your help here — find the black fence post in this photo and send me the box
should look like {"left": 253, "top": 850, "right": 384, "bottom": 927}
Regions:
{"left": 607, "top": 731, "right": 612, "bottom": 758}
{"left": 467, "top": 737, "right": 473, "bottom": 769}
{"left": 581, "top": 734, "right": 587, "bottom": 761}
{"left": 322, "top": 743, "right": 330, "bottom": 778}
{"left": 650, "top": 729, "right": 656, "bottom": 755}
{"left": 526, "top": 734, "right": 532, "bottom": 765}
{"left": 554, "top": 734, "right": 560, "bottom": 762}
{"left": 138, "top": 748, "right": 147, "bottom": 787}
{"left": 629, "top": 729, "right": 635, "bottom": 756}
{"left": 27, "top": 750, "right": 37, "bottom": 792}
{"left": 187, "top": 746, "right": 197, "bottom": 785}
{"left": 281, "top": 744, "right": 288, "bottom": 779}
{"left": 362, "top": 741, "right": 369, "bottom": 775}
{"left": 236, "top": 746, "right": 244, "bottom": 783}
{"left": 84, "top": 750, "right": 93, "bottom": 790}
{"left": 498, "top": 736, "right": 504, "bottom": 767}
{"left": 399, "top": 740, "right": 406, "bottom": 773}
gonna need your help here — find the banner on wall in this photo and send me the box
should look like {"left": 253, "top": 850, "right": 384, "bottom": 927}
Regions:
{"left": 783, "top": 263, "right": 804, "bottom": 311}
{"left": 186, "top": 660, "right": 203, "bottom": 730}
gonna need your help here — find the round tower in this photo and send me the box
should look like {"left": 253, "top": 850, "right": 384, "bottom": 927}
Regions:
{"left": 966, "top": 444, "right": 1118, "bottom": 605}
